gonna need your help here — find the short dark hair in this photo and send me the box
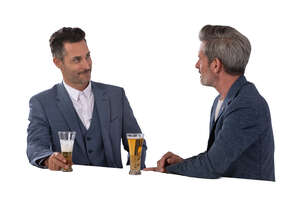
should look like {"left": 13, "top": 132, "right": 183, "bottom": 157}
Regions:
{"left": 49, "top": 27, "right": 86, "bottom": 60}
{"left": 199, "top": 25, "right": 251, "bottom": 75}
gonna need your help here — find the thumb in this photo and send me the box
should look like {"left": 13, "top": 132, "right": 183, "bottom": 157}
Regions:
{"left": 167, "top": 157, "right": 178, "bottom": 165}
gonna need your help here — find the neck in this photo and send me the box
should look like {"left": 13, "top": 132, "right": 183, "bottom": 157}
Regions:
{"left": 64, "top": 80, "right": 89, "bottom": 91}
{"left": 215, "top": 74, "right": 240, "bottom": 100}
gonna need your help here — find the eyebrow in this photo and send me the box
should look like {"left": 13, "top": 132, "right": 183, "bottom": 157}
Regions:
{"left": 71, "top": 51, "right": 91, "bottom": 61}
{"left": 72, "top": 56, "right": 82, "bottom": 61}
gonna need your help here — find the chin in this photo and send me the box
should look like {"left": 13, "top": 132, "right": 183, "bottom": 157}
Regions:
{"left": 201, "top": 80, "right": 210, "bottom": 87}
{"left": 78, "top": 80, "right": 89, "bottom": 86}
{"left": 81, "top": 77, "right": 91, "bottom": 83}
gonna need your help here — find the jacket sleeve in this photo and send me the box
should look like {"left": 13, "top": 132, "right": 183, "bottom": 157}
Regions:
{"left": 166, "top": 105, "right": 263, "bottom": 178}
{"left": 121, "top": 89, "right": 147, "bottom": 169}
{"left": 26, "top": 96, "right": 53, "bottom": 168}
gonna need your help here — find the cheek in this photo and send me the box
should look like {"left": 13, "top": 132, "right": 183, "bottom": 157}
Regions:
{"left": 199, "top": 63, "right": 204, "bottom": 72}
{"left": 68, "top": 65, "right": 79, "bottom": 73}
{"left": 64, "top": 67, "right": 79, "bottom": 77}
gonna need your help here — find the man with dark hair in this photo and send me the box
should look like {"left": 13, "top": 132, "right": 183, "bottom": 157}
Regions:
{"left": 145, "top": 25, "right": 275, "bottom": 181}
{"left": 27, "top": 27, "right": 147, "bottom": 170}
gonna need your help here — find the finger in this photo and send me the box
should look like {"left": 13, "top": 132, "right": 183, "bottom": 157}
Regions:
{"left": 167, "top": 157, "right": 177, "bottom": 165}
{"left": 53, "top": 153, "right": 67, "bottom": 163}
{"left": 157, "top": 160, "right": 165, "bottom": 169}
{"left": 143, "top": 167, "right": 165, "bottom": 173}
{"left": 158, "top": 152, "right": 174, "bottom": 168}
{"left": 167, "top": 158, "right": 173, "bottom": 164}
{"left": 143, "top": 167, "right": 158, "bottom": 171}
{"left": 52, "top": 162, "right": 62, "bottom": 171}
{"left": 53, "top": 157, "right": 69, "bottom": 170}
{"left": 48, "top": 153, "right": 68, "bottom": 171}
{"left": 157, "top": 160, "right": 161, "bottom": 167}
{"left": 48, "top": 157, "right": 60, "bottom": 171}
{"left": 157, "top": 159, "right": 166, "bottom": 169}
{"left": 161, "top": 152, "right": 174, "bottom": 162}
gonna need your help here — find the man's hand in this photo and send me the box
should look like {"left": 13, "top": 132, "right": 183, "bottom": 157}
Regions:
{"left": 44, "top": 152, "right": 69, "bottom": 171}
{"left": 143, "top": 151, "right": 183, "bottom": 173}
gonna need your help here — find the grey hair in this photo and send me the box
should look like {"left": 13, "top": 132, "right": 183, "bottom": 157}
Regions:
{"left": 199, "top": 25, "right": 251, "bottom": 75}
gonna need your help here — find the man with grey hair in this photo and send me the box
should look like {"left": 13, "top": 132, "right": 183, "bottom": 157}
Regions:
{"left": 145, "top": 25, "right": 275, "bottom": 181}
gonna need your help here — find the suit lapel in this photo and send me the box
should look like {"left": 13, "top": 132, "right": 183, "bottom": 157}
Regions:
{"left": 207, "top": 97, "right": 219, "bottom": 151}
{"left": 56, "top": 83, "right": 86, "bottom": 153}
{"left": 92, "top": 82, "right": 115, "bottom": 167}
{"left": 213, "top": 75, "right": 248, "bottom": 124}
{"left": 209, "top": 97, "right": 219, "bottom": 133}
{"left": 207, "top": 75, "right": 248, "bottom": 151}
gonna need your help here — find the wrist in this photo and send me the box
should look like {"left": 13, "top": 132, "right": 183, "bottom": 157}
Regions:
{"left": 43, "top": 158, "right": 49, "bottom": 168}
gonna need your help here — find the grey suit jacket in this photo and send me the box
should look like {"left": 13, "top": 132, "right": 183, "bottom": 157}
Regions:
{"left": 166, "top": 76, "right": 275, "bottom": 181}
{"left": 27, "top": 81, "right": 147, "bottom": 169}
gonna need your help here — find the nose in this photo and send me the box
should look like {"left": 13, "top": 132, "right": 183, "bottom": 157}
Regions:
{"left": 81, "top": 58, "right": 91, "bottom": 69}
{"left": 195, "top": 60, "right": 200, "bottom": 70}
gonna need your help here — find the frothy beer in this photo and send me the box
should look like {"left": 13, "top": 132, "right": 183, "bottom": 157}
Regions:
{"left": 62, "top": 152, "right": 73, "bottom": 172}
{"left": 127, "top": 133, "right": 144, "bottom": 175}
{"left": 58, "top": 131, "right": 76, "bottom": 172}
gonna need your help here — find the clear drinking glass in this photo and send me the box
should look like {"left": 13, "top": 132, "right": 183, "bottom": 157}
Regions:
{"left": 127, "top": 133, "right": 144, "bottom": 175}
{"left": 58, "top": 131, "right": 76, "bottom": 172}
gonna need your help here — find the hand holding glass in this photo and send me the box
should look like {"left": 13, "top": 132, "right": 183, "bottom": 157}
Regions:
{"left": 58, "top": 131, "right": 76, "bottom": 172}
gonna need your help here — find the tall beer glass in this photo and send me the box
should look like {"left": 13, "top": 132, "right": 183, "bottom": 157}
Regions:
{"left": 58, "top": 131, "right": 76, "bottom": 172}
{"left": 127, "top": 133, "right": 144, "bottom": 175}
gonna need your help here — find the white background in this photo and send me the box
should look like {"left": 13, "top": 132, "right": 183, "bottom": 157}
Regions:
{"left": 1, "top": 0, "right": 299, "bottom": 204}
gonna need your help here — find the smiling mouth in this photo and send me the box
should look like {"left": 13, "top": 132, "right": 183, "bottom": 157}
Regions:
{"left": 79, "top": 69, "right": 91, "bottom": 75}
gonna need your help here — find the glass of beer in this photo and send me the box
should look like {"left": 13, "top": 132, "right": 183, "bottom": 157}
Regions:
{"left": 58, "top": 131, "right": 76, "bottom": 172}
{"left": 127, "top": 133, "right": 144, "bottom": 175}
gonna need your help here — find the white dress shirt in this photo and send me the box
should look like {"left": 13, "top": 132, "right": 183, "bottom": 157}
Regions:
{"left": 214, "top": 99, "right": 224, "bottom": 122}
{"left": 63, "top": 81, "right": 94, "bottom": 129}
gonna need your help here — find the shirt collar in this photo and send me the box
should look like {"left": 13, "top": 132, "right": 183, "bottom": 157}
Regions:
{"left": 63, "top": 81, "right": 92, "bottom": 101}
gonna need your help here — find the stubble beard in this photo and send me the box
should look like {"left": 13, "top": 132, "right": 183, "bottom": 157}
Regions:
{"left": 200, "top": 74, "right": 215, "bottom": 87}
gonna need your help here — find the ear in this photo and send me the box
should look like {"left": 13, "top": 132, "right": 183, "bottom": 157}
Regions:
{"left": 53, "top": 57, "right": 63, "bottom": 69}
{"left": 210, "top": 58, "right": 222, "bottom": 74}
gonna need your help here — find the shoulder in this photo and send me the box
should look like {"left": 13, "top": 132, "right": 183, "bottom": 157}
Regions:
{"left": 238, "top": 81, "right": 267, "bottom": 106}
{"left": 228, "top": 81, "right": 270, "bottom": 116}
{"left": 29, "top": 84, "right": 58, "bottom": 104}
{"left": 91, "top": 81, "right": 124, "bottom": 95}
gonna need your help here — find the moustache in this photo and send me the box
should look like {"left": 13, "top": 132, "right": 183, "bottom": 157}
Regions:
{"left": 78, "top": 69, "right": 91, "bottom": 75}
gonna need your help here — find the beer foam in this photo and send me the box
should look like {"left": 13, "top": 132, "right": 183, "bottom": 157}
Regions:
{"left": 60, "top": 140, "right": 75, "bottom": 152}
{"left": 127, "top": 136, "right": 143, "bottom": 139}
{"left": 126, "top": 133, "right": 144, "bottom": 139}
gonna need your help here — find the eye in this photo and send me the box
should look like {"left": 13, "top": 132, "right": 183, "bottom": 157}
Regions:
{"left": 86, "top": 53, "right": 91, "bottom": 59}
{"left": 72, "top": 57, "right": 81, "bottom": 63}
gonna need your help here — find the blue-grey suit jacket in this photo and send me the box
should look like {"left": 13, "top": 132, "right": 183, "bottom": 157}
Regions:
{"left": 27, "top": 81, "right": 147, "bottom": 169}
{"left": 166, "top": 76, "right": 275, "bottom": 181}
